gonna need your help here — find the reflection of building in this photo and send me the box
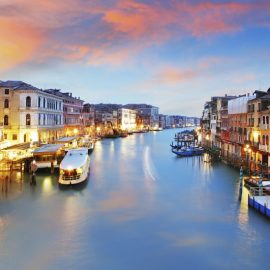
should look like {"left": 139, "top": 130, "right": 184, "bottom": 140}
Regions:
{"left": 124, "top": 104, "right": 159, "bottom": 128}
{"left": 118, "top": 108, "right": 137, "bottom": 130}
{"left": 0, "top": 81, "right": 64, "bottom": 145}
{"left": 45, "top": 89, "right": 84, "bottom": 136}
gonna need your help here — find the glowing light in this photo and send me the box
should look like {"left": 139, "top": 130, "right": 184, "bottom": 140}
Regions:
{"left": 74, "top": 128, "right": 78, "bottom": 135}
{"left": 30, "top": 131, "right": 38, "bottom": 142}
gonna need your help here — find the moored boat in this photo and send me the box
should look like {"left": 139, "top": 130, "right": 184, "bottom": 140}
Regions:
{"left": 59, "top": 148, "right": 90, "bottom": 185}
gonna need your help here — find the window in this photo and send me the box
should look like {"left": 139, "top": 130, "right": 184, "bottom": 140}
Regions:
{"left": 38, "top": 97, "right": 41, "bottom": 107}
{"left": 267, "top": 116, "right": 269, "bottom": 125}
{"left": 12, "top": 134, "right": 17, "bottom": 140}
{"left": 4, "top": 89, "right": 9, "bottom": 95}
{"left": 38, "top": 114, "right": 41, "bottom": 125}
{"left": 43, "top": 98, "right": 46, "bottom": 108}
{"left": 4, "top": 115, "right": 8, "bottom": 125}
{"left": 26, "top": 114, "right": 31, "bottom": 126}
{"left": 4, "top": 134, "right": 7, "bottom": 140}
{"left": 267, "top": 135, "right": 269, "bottom": 146}
{"left": 4, "top": 99, "right": 9, "bottom": 108}
{"left": 263, "top": 135, "right": 265, "bottom": 145}
{"left": 26, "top": 96, "right": 31, "bottom": 107}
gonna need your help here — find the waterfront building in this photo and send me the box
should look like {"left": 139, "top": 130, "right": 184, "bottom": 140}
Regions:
{"left": 246, "top": 90, "right": 270, "bottom": 169}
{"left": 201, "top": 101, "right": 212, "bottom": 147}
{"left": 165, "top": 115, "right": 171, "bottom": 128}
{"left": 45, "top": 89, "right": 84, "bottom": 136}
{"left": 224, "top": 94, "right": 255, "bottom": 161}
{"left": 124, "top": 104, "right": 159, "bottom": 128}
{"left": 0, "top": 81, "right": 64, "bottom": 145}
{"left": 159, "top": 114, "right": 166, "bottom": 129}
{"left": 118, "top": 108, "right": 137, "bottom": 131}
{"left": 93, "top": 103, "right": 121, "bottom": 127}
{"left": 82, "top": 103, "right": 95, "bottom": 135}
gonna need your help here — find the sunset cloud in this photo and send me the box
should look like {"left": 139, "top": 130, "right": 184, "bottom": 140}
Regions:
{"left": 0, "top": 18, "right": 44, "bottom": 70}
{"left": 1, "top": 0, "right": 270, "bottom": 70}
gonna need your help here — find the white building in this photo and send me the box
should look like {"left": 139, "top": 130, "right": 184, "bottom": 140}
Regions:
{"left": 118, "top": 108, "right": 137, "bottom": 131}
{"left": 0, "top": 81, "right": 64, "bottom": 145}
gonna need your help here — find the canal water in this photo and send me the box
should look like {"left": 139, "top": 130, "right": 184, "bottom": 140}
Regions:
{"left": 0, "top": 129, "right": 269, "bottom": 270}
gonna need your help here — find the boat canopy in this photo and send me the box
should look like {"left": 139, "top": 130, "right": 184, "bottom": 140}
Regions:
{"left": 60, "top": 148, "right": 89, "bottom": 170}
{"left": 56, "top": 137, "right": 77, "bottom": 143}
{"left": 33, "top": 144, "right": 64, "bottom": 156}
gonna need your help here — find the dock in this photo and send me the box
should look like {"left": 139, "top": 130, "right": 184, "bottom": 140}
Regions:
{"left": 248, "top": 187, "right": 270, "bottom": 218}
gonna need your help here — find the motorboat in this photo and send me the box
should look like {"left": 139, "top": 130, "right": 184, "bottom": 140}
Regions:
{"left": 59, "top": 148, "right": 90, "bottom": 185}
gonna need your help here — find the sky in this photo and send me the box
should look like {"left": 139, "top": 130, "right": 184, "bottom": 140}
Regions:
{"left": 1, "top": 0, "right": 270, "bottom": 117}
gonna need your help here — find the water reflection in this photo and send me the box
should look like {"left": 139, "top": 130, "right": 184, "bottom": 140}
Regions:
{"left": 1, "top": 129, "right": 270, "bottom": 270}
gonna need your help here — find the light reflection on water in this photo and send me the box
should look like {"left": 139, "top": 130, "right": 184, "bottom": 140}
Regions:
{"left": 0, "top": 129, "right": 270, "bottom": 270}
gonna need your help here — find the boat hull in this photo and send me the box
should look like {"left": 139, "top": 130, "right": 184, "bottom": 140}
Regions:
{"left": 59, "top": 154, "right": 90, "bottom": 185}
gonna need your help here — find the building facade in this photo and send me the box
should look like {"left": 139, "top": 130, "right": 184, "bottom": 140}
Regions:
{"left": 0, "top": 81, "right": 64, "bottom": 145}
{"left": 45, "top": 89, "right": 84, "bottom": 136}
{"left": 124, "top": 104, "right": 159, "bottom": 128}
{"left": 118, "top": 108, "right": 137, "bottom": 131}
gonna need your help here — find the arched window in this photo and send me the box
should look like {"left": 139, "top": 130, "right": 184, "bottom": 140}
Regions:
{"left": 4, "top": 99, "right": 9, "bottom": 108}
{"left": 26, "top": 114, "right": 31, "bottom": 126}
{"left": 263, "top": 116, "right": 265, "bottom": 124}
{"left": 38, "top": 97, "right": 41, "bottom": 107}
{"left": 266, "top": 135, "right": 269, "bottom": 146}
{"left": 26, "top": 96, "right": 31, "bottom": 107}
{"left": 263, "top": 135, "right": 265, "bottom": 145}
{"left": 43, "top": 98, "right": 46, "bottom": 108}
{"left": 4, "top": 115, "right": 8, "bottom": 125}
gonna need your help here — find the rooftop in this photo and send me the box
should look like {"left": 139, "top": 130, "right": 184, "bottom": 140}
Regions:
{"left": 0, "top": 80, "right": 40, "bottom": 91}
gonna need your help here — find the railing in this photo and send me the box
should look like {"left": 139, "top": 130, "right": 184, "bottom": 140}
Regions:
{"left": 62, "top": 174, "right": 81, "bottom": 181}
{"left": 250, "top": 187, "right": 270, "bottom": 197}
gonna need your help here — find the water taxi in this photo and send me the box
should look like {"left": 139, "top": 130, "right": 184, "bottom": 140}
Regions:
{"left": 59, "top": 148, "right": 90, "bottom": 185}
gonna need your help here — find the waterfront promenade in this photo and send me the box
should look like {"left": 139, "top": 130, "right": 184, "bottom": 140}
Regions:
{"left": 0, "top": 129, "right": 270, "bottom": 270}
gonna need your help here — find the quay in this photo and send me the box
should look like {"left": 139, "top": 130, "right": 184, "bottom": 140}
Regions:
{"left": 248, "top": 187, "right": 270, "bottom": 218}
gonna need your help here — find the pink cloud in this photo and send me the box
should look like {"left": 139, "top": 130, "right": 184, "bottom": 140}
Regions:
{"left": 0, "top": 0, "right": 270, "bottom": 69}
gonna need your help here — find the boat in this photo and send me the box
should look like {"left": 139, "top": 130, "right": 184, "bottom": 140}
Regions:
{"left": 170, "top": 130, "right": 203, "bottom": 157}
{"left": 171, "top": 146, "right": 204, "bottom": 157}
{"left": 78, "top": 137, "right": 95, "bottom": 154}
{"left": 59, "top": 148, "right": 90, "bottom": 185}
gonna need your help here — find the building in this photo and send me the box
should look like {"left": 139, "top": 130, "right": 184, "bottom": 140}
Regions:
{"left": 118, "top": 108, "right": 137, "bottom": 131}
{"left": 223, "top": 94, "right": 255, "bottom": 161}
{"left": 0, "top": 81, "right": 64, "bottom": 145}
{"left": 82, "top": 103, "right": 95, "bottom": 135}
{"left": 246, "top": 90, "right": 270, "bottom": 169}
{"left": 124, "top": 104, "right": 159, "bottom": 128}
{"left": 45, "top": 89, "right": 84, "bottom": 136}
{"left": 159, "top": 114, "right": 166, "bottom": 129}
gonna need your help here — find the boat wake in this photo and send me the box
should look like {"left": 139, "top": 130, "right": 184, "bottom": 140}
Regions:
{"left": 143, "top": 146, "right": 158, "bottom": 181}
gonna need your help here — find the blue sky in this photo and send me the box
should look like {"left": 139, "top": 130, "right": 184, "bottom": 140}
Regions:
{"left": 1, "top": 0, "right": 270, "bottom": 117}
